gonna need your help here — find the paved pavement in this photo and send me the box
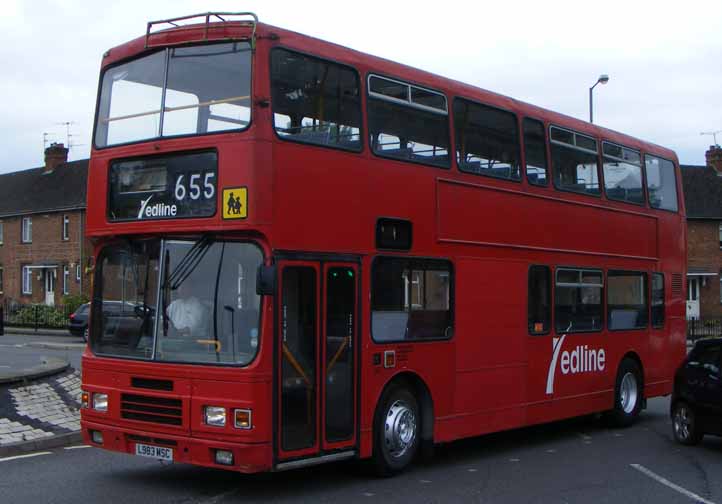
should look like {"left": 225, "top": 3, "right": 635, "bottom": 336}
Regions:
{"left": 0, "top": 368, "right": 81, "bottom": 454}
{"left": 0, "top": 329, "right": 84, "bottom": 455}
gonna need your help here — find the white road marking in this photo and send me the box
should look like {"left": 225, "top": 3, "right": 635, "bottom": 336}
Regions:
{"left": 420, "top": 479, "right": 432, "bottom": 484}
{"left": 363, "top": 493, "right": 375, "bottom": 497}
{"left": 546, "top": 449, "right": 556, "bottom": 453}
{"left": 509, "top": 458, "right": 520, "bottom": 462}
{"left": 0, "top": 452, "right": 52, "bottom": 463}
{"left": 577, "top": 432, "right": 592, "bottom": 441}
{"left": 63, "top": 445, "right": 91, "bottom": 450}
{"left": 467, "top": 468, "right": 477, "bottom": 473}
{"left": 631, "top": 464, "right": 716, "bottom": 504}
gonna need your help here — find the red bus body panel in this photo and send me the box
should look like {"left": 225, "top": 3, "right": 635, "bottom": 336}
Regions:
{"left": 82, "top": 19, "right": 687, "bottom": 472}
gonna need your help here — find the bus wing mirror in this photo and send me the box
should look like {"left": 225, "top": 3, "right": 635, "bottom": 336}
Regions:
{"left": 256, "top": 265, "right": 276, "bottom": 296}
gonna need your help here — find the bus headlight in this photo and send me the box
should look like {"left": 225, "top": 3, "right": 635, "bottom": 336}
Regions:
{"left": 204, "top": 406, "right": 226, "bottom": 427}
{"left": 92, "top": 393, "right": 108, "bottom": 412}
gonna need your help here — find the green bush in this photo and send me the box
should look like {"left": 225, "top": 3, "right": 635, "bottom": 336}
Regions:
{"left": 62, "top": 294, "right": 89, "bottom": 314}
{"left": 7, "top": 304, "right": 68, "bottom": 328}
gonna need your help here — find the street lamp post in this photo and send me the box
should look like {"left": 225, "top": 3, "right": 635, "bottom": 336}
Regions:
{"left": 589, "top": 74, "right": 609, "bottom": 123}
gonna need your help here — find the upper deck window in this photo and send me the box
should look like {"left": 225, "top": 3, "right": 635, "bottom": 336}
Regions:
{"left": 367, "top": 75, "right": 450, "bottom": 168}
{"left": 550, "top": 126, "right": 600, "bottom": 196}
{"left": 95, "top": 42, "right": 252, "bottom": 148}
{"left": 524, "top": 118, "right": 548, "bottom": 186}
{"left": 271, "top": 49, "right": 361, "bottom": 151}
{"left": 454, "top": 99, "right": 520, "bottom": 181}
{"left": 645, "top": 155, "right": 679, "bottom": 212}
{"left": 602, "top": 142, "right": 644, "bottom": 205}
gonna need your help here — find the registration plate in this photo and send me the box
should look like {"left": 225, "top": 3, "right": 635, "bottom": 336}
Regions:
{"left": 135, "top": 443, "right": 173, "bottom": 462}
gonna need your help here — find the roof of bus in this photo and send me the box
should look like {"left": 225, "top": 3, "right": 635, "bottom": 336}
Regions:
{"left": 101, "top": 19, "right": 678, "bottom": 161}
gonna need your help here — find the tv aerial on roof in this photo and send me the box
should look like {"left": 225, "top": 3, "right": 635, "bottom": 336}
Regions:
{"left": 701, "top": 130, "right": 722, "bottom": 147}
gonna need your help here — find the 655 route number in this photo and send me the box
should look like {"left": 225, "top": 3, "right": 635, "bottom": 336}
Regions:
{"left": 175, "top": 172, "right": 216, "bottom": 201}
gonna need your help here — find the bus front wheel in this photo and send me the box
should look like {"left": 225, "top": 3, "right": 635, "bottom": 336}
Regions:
{"left": 373, "top": 385, "right": 419, "bottom": 477}
{"left": 609, "top": 358, "right": 643, "bottom": 427}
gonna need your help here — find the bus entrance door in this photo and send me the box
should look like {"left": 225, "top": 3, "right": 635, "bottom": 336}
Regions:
{"left": 277, "top": 261, "right": 358, "bottom": 464}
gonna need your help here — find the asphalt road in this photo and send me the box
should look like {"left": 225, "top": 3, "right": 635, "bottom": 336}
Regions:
{"left": 0, "top": 332, "right": 85, "bottom": 371}
{"left": 1, "top": 397, "right": 721, "bottom": 503}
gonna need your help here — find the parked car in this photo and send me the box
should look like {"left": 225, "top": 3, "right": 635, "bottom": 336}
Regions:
{"left": 69, "top": 303, "right": 90, "bottom": 341}
{"left": 671, "top": 337, "right": 722, "bottom": 445}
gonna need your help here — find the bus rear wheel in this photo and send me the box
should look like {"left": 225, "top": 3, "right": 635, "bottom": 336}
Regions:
{"left": 609, "top": 358, "right": 643, "bottom": 427}
{"left": 373, "top": 385, "right": 419, "bottom": 477}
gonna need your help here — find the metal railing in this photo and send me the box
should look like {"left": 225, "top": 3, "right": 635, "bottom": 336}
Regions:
{"left": 145, "top": 12, "right": 258, "bottom": 49}
{"left": 2, "top": 300, "right": 73, "bottom": 330}
{"left": 687, "top": 318, "right": 722, "bottom": 341}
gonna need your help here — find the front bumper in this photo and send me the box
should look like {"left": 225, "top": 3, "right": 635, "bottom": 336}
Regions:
{"left": 81, "top": 419, "right": 272, "bottom": 473}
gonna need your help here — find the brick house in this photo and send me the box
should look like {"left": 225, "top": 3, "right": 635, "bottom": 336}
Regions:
{"left": 681, "top": 145, "right": 722, "bottom": 320}
{"left": 0, "top": 144, "right": 91, "bottom": 307}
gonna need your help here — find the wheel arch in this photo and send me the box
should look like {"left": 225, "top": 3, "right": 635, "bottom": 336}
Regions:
{"left": 375, "top": 371, "right": 435, "bottom": 444}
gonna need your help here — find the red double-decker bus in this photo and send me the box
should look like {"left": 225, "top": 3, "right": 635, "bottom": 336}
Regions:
{"left": 81, "top": 12, "right": 686, "bottom": 475}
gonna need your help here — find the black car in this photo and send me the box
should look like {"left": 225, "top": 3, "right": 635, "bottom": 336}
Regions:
{"left": 671, "top": 338, "right": 722, "bottom": 445}
{"left": 69, "top": 303, "right": 90, "bottom": 341}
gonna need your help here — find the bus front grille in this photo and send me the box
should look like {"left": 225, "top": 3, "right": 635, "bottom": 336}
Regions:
{"left": 120, "top": 393, "right": 183, "bottom": 426}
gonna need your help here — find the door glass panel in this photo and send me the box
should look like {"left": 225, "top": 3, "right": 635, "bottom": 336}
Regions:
{"left": 281, "top": 267, "right": 317, "bottom": 451}
{"left": 325, "top": 267, "right": 355, "bottom": 443}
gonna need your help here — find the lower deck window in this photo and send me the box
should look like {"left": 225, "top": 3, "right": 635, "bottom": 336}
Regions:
{"left": 372, "top": 257, "right": 452, "bottom": 341}
{"left": 607, "top": 271, "right": 648, "bottom": 330}
{"left": 555, "top": 268, "right": 603, "bottom": 333}
{"left": 528, "top": 265, "right": 551, "bottom": 335}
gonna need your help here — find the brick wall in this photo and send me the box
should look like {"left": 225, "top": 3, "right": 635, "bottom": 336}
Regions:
{"left": 0, "top": 210, "right": 92, "bottom": 306}
{"left": 687, "top": 220, "right": 722, "bottom": 318}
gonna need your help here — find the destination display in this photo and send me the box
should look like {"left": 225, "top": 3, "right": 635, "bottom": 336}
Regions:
{"left": 108, "top": 151, "right": 217, "bottom": 221}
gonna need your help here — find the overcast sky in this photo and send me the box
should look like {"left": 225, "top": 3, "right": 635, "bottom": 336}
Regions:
{"left": 1, "top": 0, "right": 721, "bottom": 173}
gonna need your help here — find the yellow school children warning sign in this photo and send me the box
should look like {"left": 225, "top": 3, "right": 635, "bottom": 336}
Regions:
{"left": 222, "top": 187, "right": 248, "bottom": 219}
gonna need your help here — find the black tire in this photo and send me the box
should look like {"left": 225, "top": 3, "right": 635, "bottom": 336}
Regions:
{"left": 672, "top": 401, "right": 703, "bottom": 445}
{"left": 609, "top": 358, "right": 643, "bottom": 427}
{"left": 373, "top": 385, "right": 420, "bottom": 477}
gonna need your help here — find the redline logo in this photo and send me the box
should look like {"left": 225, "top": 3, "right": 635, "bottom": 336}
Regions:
{"left": 137, "top": 195, "right": 177, "bottom": 219}
{"left": 545, "top": 334, "right": 606, "bottom": 395}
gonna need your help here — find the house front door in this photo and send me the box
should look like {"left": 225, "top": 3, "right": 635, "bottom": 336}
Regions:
{"left": 45, "top": 269, "right": 56, "bottom": 307}
{"left": 686, "top": 277, "right": 700, "bottom": 320}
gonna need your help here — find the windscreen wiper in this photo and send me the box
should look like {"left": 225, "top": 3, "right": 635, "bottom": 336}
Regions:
{"left": 164, "top": 236, "right": 214, "bottom": 291}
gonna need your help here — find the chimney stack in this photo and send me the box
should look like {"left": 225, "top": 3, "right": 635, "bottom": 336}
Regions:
{"left": 706, "top": 144, "right": 722, "bottom": 176}
{"left": 44, "top": 142, "right": 68, "bottom": 173}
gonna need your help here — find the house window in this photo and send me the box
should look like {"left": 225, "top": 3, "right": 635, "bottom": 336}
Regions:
{"left": 0, "top": 221, "right": 4, "bottom": 245}
{"left": 719, "top": 223, "right": 722, "bottom": 249}
{"left": 63, "top": 265, "right": 70, "bottom": 295}
{"left": 22, "top": 266, "right": 32, "bottom": 295}
{"left": 0, "top": 266, "right": 3, "bottom": 294}
{"left": 62, "top": 215, "right": 70, "bottom": 241}
{"left": 22, "top": 217, "right": 32, "bottom": 243}
{"left": 76, "top": 264, "right": 81, "bottom": 282}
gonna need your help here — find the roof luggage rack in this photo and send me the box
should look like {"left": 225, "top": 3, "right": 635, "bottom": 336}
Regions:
{"left": 145, "top": 12, "right": 258, "bottom": 49}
